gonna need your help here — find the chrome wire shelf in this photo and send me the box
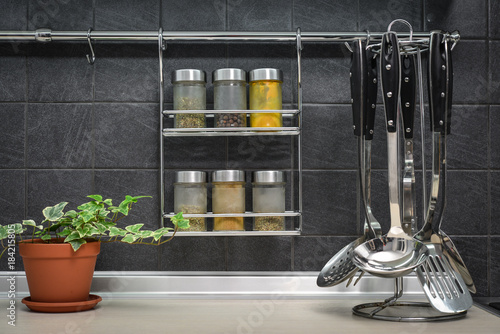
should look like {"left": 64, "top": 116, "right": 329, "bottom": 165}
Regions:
{"left": 163, "top": 211, "right": 301, "bottom": 218}
{"left": 166, "top": 230, "right": 301, "bottom": 237}
{"left": 163, "top": 127, "right": 300, "bottom": 137}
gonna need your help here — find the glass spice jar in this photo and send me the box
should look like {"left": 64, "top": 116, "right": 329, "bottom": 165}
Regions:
{"left": 249, "top": 68, "right": 283, "bottom": 128}
{"left": 172, "top": 69, "right": 206, "bottom": 128}
{"left": 252, "top": 171, "right": 286, "bottom": 231}
{"left": 212, "top": 170, "right": 246, "bottom": 231}
{"left": 213, "top": 68, "right": 247, "bottom": 127}
{"left": 174, "top": 171, "right": 207, "bottom": 231}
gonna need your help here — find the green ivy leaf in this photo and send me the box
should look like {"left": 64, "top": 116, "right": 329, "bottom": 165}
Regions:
{"left": 13, "top": 223, "right": 25, "bottom": 234}
{"left": 0, "top": 226, "right": 7, "bottom": 239}
{"left": 40, "top": 234, "right": 51, "bottom": 241}
{"left": 87, "top": 195, "right": 103, "bottom": 202}
{"left": 103, "top": 199, "right": 113, "bottom": 206}
{"left": 136, "top": 230, "right": 153, "bottom": 238}
{"left": 88, "top": 226, "right": 100, "bottom": 236}
{"left": 152, "top": 227, "right": 173, "bottom": 241}
{"left": 57, "top": 228, "right": 72, "bottom": 237}
{"left": 22, "top": 220, "right": 37, "bottom": 227}
{"left": 42, "top": 202, "right": 68, "bottom": 222}
{"left": 171, "top": 213, "right": 190, "bottom": 230}
{"left": 125, "top": 224, "right": 144, "bottom": 233}
{"left": 94, "top": 222, "right": 107, "bottom": 234}
{"left": 80, "top": 211, "right": 95, "bottom": 223}
{"left": 109, "top": 227, "right": 127, "bottom": 237}
{"left": 65, "top": 210, "right": 78, "bottom": 219}
{"left": 65, "top": 231, "right": 81, "bottom": 242}
{"left": 69, "top": 239, "right": 87, "bottom": 252}
{"left": 121, "top": 234, "right": 138, "bottom": 243}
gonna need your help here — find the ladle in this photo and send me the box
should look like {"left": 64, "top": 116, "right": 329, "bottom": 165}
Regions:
{"left": 353, "top": 31, "right": 428, "bottom": 278}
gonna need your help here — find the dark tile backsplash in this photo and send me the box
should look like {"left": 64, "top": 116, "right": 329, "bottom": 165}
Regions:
{"left": 0, "top": 0, "right": 497, "bottom": 296}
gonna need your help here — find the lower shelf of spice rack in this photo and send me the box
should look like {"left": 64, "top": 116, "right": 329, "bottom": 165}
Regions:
{"left": 162, "top": 127, "right": 300, "bottom": 136}
{"left": 163, "top": 211, "right": 301, "bottom": 218}
{"left": 167, "top": 230, "right": 301, "bottom": 236}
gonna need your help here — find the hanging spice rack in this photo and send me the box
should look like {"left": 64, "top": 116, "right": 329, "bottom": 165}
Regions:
{"left": 0, "top": 28, "right": 460, "bottom": 238}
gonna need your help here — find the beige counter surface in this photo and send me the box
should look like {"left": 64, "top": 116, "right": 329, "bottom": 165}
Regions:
{"left": 1, "top": 298, "right": 500, "bottom": 334}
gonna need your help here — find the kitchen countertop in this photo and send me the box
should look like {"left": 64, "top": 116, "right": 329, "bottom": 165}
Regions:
{"left": 2, "top": 297, "right": 500, "bottom": 334}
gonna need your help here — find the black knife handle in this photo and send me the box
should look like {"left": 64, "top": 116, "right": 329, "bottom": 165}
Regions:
{"left": 446, "top": 39, "right": 453, "bottom": 135}
{"left": 365, "top": 52, "right": 378, "bottom": 140}
{"left": 380, "top": 32, "right": 400, "bottom": 133}
{"left": 428, "top": 30, "right": 448, "bottom": 133}
{"left": 350, "top": 39, "right": 368, "bottom": 137}
{"left": 401, "top": 54, "right": 416, "bottom": 139}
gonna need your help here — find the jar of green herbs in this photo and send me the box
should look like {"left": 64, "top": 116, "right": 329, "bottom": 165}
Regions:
{"left": 174, "top": 171, "right": 207, "bottom": 231}
{"left": 172, "top": 69, "right": 206, "bottom": 128}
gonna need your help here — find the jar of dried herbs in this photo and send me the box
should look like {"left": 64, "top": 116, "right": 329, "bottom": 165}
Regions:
{"left": 174, "top": 171, "right": 207, "bottom": 231}
{"left": 172, "top": 69, "right": 206, "bottom": 128}
{"left": 213, "top": 68, "right": 247, "bottom": 127}
{"left": 249, "top": 68, "right": 283, "bottom": 128}
{"left": 252, "top": 171, "right": 286, "bottom": 231}
{"left": 212, "top": 170, "right": 246, "bottom": 231}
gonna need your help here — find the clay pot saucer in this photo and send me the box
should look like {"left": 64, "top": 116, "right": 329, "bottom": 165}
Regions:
{"left": 22, "top": 294, "right": 102, "bottom": 313}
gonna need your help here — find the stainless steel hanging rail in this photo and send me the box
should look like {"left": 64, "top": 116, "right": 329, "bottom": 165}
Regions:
{"left": 0, "top": 29, "right": 441, "bottom": 43}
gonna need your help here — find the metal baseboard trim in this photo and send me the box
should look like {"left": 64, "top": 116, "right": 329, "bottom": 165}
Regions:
{"left": 0, "top": 271, "right": 424, "bottom": 299}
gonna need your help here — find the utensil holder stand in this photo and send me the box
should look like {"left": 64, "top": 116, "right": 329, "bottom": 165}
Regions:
{"left": 352, "top": 278, "right": 467, "bottom": 322}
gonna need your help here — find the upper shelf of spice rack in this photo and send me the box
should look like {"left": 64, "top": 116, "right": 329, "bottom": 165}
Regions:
{"left": 162, "top": 109, "right": 301, "bottom": 137}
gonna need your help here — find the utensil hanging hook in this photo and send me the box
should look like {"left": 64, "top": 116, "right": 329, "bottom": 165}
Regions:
{"left": 296, "top": 27, "right": 303, "bottom": 51}
{"left": 365, "top": 30, "right": 371, "bottom": 49}
{"left": 387, "top": 19, "right": 413, "bottom": 42}
{"left": 86, "top": 28, "right": 95, "bottom": 65}
{"left": 159, "top": 27, "right": 166, "bottom": 51}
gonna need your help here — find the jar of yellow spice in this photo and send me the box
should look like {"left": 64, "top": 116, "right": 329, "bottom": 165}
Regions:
{"left": 249, "top": 68, "right": 283, "bottom": 128}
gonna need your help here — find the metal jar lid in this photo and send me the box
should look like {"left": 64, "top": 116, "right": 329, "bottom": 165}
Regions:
{"left": 175, "top": 171, "right": 207, "bottom": 183}
{"left": 249, "top": 68, "right": 283, "bottom": 82}
{"left": 212, "top": 170, "right": 245, "bottom": 182}
{"left": 172, "top": 69, "right": 206, "bottom": 83}
{"left": 212, "top": 68, "right": 246, "bottom": 82}
{"left": 252, "top": 171, "right": 286, "bottom": 183}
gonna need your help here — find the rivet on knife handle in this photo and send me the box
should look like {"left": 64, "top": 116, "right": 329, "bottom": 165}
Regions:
{"left": 380, "top": 32, "right": 400, "bottom": 133}
{"left": 365, "top": 52, "right": 378, "bottom": 141}
{"left": 428, "top": 30, "right": 448, "bottom": 134}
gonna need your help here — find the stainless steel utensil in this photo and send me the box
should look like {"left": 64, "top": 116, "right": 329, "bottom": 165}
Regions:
{"left": 414, "top": 31, "right": 472, "bottom": 313}
{"left": 401, "top": 52, "right": 417, "bottom": 236}
{"left": 353, "top": 32, "right": 428, "bottom": 278}
{"left": 317, "top": 39, "right": 377, "bottom": 287}
{"left": 345, "top": 51, "right": 383, "bottom": 287}
{"left": 432, "top": 39, "right": 476, "bottom": 294}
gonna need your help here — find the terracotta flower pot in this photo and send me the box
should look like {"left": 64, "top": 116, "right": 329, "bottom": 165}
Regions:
{"left": 19, "top": 239, "right": 100, "bottom": 303}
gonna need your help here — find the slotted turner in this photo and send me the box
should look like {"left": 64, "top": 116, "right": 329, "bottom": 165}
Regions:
{"left": 414, "top": 30, "right": 472, "bottom": 314}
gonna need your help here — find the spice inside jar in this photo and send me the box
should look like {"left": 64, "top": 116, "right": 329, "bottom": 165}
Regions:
{"left": 249, "top": 68, "right": 283, "bottom": 128}
{"left": 212, "top": 170, "right": 246, "bottom": 231}
{"left": 174, "top": 171, "right": 207, "bottom": 231}
{"left": 213, "top": 68, "right": 247, "bottom": 127}
{"left": 172, "top": 69, "right": 206, "bottom": 128}
{"left": 252, "top": 171, "right": 286, "bottom": 231}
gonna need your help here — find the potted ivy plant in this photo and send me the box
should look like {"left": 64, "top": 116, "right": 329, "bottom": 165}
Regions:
{"left": 0, "top": 194, "right": 188, "bottom": 311}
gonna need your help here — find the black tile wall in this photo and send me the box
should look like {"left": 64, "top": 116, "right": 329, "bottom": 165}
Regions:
{"left": 293, "top": 0, "right": 357, "bottom": 32}
{"left": 359, "top": 0, "right": 423, "bottom": 32}
{"left": 27, "top": 44, "right": 94, "bottom": 102}
{"left": 424, "top": 0, "right": 487, "bottom": 39}
{"left": 0, "top": 0, "right": 498, "bottom": 296}
{"left": 0, "top": 44, "right": 26, "bottom": 101}
{"left": 162, "top": 0, "right": 225, "bottom": 31}
{"left": 28, "top": 0, "right": 93, "bottom": 31}
{"left": 94, "top": 103, "right": 159, "bottom": 168}
{"left": 95, "top": 0, "right": 160, "bottom": 31}
{"left": 26, "top": 170, "right": 93, "bottom": 222}
{"left": 26, "top": 103, "right": 93, "bottom": 168}
{"left": 0, "top": 104, "right": 25, "bottom": 168}
{"left": 227, "top": 0, "right": 292, "bottom": 31}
